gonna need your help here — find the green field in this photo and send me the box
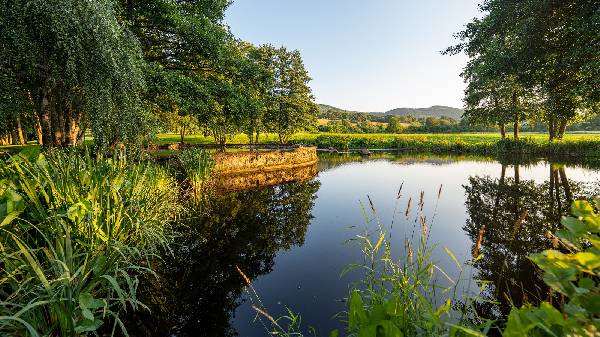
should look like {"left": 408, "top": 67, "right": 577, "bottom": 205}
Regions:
{"left": 4, "top": 132, "right": 600, "bottom": 157}
{"left": 156, "top": 132, "right": 600, "bottom": 145}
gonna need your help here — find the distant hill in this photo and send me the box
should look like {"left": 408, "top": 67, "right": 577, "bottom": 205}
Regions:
{"left": 381, "top": 106, "right": 464, "bottom": 120}
{"left": 317, "top": 104, "right": 374, "bottom": 115}
{"left": 318, "top": 104, "right": 464, "bottom": 120}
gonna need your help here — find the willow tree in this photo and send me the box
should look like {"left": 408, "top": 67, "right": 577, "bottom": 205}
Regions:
{"left": 118, "top": 0, "right": 234, "bottom": 140}
{"left": 0, "top": 0, "right": 147, "bottom": 148}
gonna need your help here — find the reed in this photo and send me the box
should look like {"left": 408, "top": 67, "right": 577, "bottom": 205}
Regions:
{"left": 177, "top": 148, "right": 215, "bottom": 202}
{"left": 340, "top": 189, "right": 492, "bottom": 337}
{"left": 0, "top": 148, "right": 179, "bottom": 336}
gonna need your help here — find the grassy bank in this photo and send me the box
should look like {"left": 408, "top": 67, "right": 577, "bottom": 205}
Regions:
{"left": 154, "top": 132, "right": 600, "bottom": 157}
{"left": 4, "top": 132, "right": 600, "bottom": 157}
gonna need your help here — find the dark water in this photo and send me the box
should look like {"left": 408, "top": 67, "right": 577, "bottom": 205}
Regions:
{"left": 126, "top": 153, "right": 600, "bottom": 336}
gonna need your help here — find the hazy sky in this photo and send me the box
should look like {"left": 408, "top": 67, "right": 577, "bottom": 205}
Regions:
{"left": 225, "top": 1, "right": 481, "bottom": 112}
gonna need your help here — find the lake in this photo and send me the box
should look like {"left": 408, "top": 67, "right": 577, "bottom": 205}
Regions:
{"left": 125, "top": 153, "right": 600, "bottom": 336}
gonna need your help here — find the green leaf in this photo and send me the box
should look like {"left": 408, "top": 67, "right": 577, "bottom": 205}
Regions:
{"left": 578, "top": 277, "right": 595, "bottom": 290}
{"left": 571, "top": 200, "right": 595, "bottom": 217}
{"left": 349, "top": 290, "right": 368, "bottom": 329}
{"left": 374, "top": 233, "right": 385, "bottom": 253}
{"left": 75, "top": 318, "right": 103, "bottom": 333}
{"left": 358, "top": 320, "right": 403, "bottom": 337}
{"left": 79, "top": 292, "right": 105, "bottom": 310}
{"left": 329, "top": 329, "right": 339, "bottom": 337}
{"left": 81, "top": 307, "right": 94, "bottom": 321}
{"left": 67, "top": 202, "right": 88, "bottom": 223}
{"left": 573, "top": 252, "right": 600, "bottom": 271}
{"left": 561, "top": 217, "right": 587, "bottom": 235}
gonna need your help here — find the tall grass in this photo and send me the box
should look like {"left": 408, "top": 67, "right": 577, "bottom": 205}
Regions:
{"left": 177, "top": 148, "right": 215, "bottom": 202}
{"left": 340, "top": 190, "right": 491, "bottom": 337}
{"left": 0, "top": 149, "right": 179, "bottom": 336}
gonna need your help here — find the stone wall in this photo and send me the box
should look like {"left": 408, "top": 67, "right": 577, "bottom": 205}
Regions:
{"left": 212, "top": 146, "right": 317, "bottom": 174}
{"left": 212, "top": 162, "right": 317, "bottom": 192}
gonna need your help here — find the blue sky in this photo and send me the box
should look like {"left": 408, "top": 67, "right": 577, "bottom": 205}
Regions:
{"left": 225, "top": 1, "right": 481, "bottom": 112}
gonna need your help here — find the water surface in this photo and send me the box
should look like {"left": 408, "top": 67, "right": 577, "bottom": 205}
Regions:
{"left": 127, "top": 153, "right": 600, "bottom": 336}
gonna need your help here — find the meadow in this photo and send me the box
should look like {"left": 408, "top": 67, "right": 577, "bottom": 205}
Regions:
{"left": 152, "top": 132, "right": 600, "bottom": 157}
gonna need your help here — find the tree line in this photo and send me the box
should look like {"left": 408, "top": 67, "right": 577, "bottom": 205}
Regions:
{"left": 445, "top": 0, "right": 599, "bottom": 140}
{"left": 0, "top": 0, "right": 318, "bottom": 148}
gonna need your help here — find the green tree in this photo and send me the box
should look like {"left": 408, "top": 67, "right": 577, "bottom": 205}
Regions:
{"left": 386, "top": 116, "right": 405, "bottom": 133}
{"left": 0, "top": 0, "right": 147, "bottom": 148}
{"left": 447, "top": 0, "right": 600, "bottom": 140}
{"left": 260, "top": 46, "right": 318, "bottom": 144}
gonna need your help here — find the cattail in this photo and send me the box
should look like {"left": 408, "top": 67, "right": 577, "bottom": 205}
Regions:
{"left": 405, "top": 197, "right": 412, "bottom": 219}
{"left": 397, "top": 182, "right": 404, "bottom": 199}
{"left": 252, "top": 305, "right": 282, "bottom": 330}
{"left": 419, "top": 191, "right": 425, "bottom": 212}
{"left": 368, "top": 195, "right": 376, "bottom": 213}
{"left": 420, "top": 215, "right": 428, "bottom": 237}
{"left": 236, "top": 265, "right": 251, "bottom": 286}
{"left": 473, "top": 224, "right": 486, "bottom": 259}
{"left": 437, "top": 184, "right": 443, "bottom": 199}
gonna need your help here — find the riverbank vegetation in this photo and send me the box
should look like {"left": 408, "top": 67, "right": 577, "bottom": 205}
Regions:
{"left": 0, "top": 148, "right": 213, "bottom": 336}
{"left": 148, "top": 132, "right": 600, "bottom": 157}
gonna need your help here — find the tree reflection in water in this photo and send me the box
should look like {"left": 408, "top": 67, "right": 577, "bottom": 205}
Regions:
{"left": 463, "top": 162, "right": 597, "bottom": 329}
{"left": 124, "top": 179, "right": 320, "bottom": 337}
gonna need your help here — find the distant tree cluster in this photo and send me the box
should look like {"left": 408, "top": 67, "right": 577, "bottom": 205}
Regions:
{"left": 0, "top": 0, "right": 318, "bottom": 148}
{"left": 445, "top": 0, "right": 600, "bottom": 140}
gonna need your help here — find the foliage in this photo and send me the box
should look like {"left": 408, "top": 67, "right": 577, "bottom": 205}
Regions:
{"left": 0, "top": 149, "right": 179, "bottom": 336}
{"left": 447, "top": 0, "right": 600, "bottom": 140}
{"left": 0, "top": 0, "right": 147, "bottom": 148}
{"left": 258, "top": 46, "right": 319, "bottom": 144}
{"left": 503, "top": 198, "right": 600, "bottom": 336}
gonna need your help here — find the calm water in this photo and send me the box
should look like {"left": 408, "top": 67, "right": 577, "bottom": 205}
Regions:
{"left": 126, "top": 153, "right": 600, "bottom": 336}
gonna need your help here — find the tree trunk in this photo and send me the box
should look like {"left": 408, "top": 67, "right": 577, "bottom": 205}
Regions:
{"left": 548, "top": 118, "right": 555, "bottom": 141}
{"left": 10, "top": 129, "right": 18, "bottom": 145}
{"left": 549, "top": 166, "right": 556, "bottom": 218}
{"left": 512, "top": 91, "right": 519, "bottom": 140}
{"left": 553, "top": 169, "right": 562, "bottom": 210}
{"left": 33, "top": 113, "right": 43, "bottom": 145}
{"left": 558, "top": 167, "right": 572, "bottom": 203}
{"left": 255, "top": 131, "right": 260, "bottom": 145}
{"left": 16, "top": 115, "right": 25, "bottom": 145}
{"left": 39, "top": 87, "right": 53, "bottom": 148}
{"left": 64, "top": 105, "right": 73, "bottom": 146}
{"left": 180, "top": 125, "right": 185, "bottom": 145}
{"left": 556, "top": 120, "right": 567, "bottom": 140}
{"left": 499, "top": 124, "right": 506, "bottom": 139}
{"left": 52, "top": 103, "right": 65, "bottom": 146}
